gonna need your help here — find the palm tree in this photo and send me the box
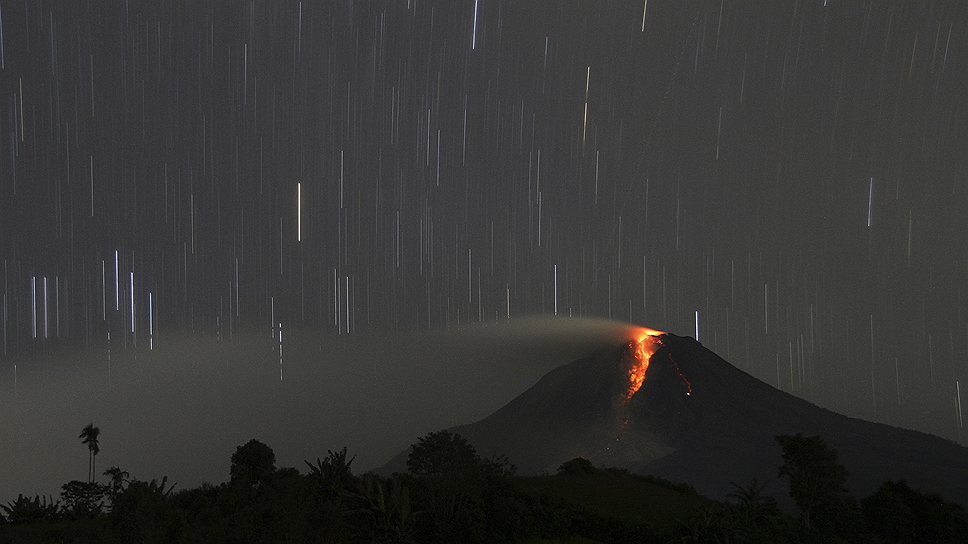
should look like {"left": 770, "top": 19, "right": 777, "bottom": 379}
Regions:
{"left": 79, "top": 423, "right": 101, "bottom": 482}
{"left": 728, "top": 479, "right": 772, "bottom": 521}
{"left": 305, "top": 447, "right": 356, "bottom": 498}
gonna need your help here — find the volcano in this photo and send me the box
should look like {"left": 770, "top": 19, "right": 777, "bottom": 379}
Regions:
{"left": 384, "top": 332, "right": 968, "bottom": 505}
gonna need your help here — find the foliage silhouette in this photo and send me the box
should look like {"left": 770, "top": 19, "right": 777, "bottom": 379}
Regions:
{"left": 102, "top": 466, "right": 130, "bottom": 500}
{"left": 109, "top": 476, "right": 177, "bottom": 542}
{"left": 230, "top": 439, "right": 276, "bottom": 486}
{"left": 353, "top": 473, "right": 419, "bottom": 543}
{"left": 60, "top": 480, "right": 107, "bottom": 519}
{"left": 3, "top": 432, "right": 967, "bottom": 543}
{"left": 862, "top": 480, "right": 968, "bottom": 543}
{"left": 556, "top": 457, "right": 598, "bottom": 476}
{"left": 776, "top": 433, "right": 869, "bottom": 541}
{"left": 0, "top": 495, "right": 60, "bottom": 525}
{"left": 78, "top": 423, "right": 101, "bottom": 483}
{"left": 406, "top": 430, "right": 480, "bottom": 478}
{"left": 305, "top": 447, "right": 356, "bottom": 499}
{"left": 404, "top": 430, "right": 521, "bottom": 543}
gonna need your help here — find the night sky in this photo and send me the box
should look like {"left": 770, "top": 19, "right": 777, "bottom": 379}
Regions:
{"left": 2, "top": 0, "right": 968, "bottom": 445}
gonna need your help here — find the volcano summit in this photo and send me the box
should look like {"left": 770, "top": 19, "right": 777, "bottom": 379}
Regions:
{"left": 386, "top": 331, "right": 968, "bottom": 506}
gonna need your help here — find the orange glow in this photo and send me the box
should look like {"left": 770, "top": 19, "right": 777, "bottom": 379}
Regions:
{"left": 626, "top": 327, "right": 664, "bottom": 401}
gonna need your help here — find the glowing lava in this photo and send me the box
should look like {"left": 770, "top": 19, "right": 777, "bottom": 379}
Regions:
{"left": 626, "top": 327, "right": 664, "bottom": 401}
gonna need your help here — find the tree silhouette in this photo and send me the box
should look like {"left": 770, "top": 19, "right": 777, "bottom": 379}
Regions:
{"left": 406, "top": 431, "right": 516, "bottom": 542}
{"left": 726, "top": 479, "right": 789, "bottom": 540}
{"left": 79, "top": 423, "right": 101, "bottom": 483}
{"left": 60, "top": 480, "right": 107, "bottom": 518}
{"left": 556, "top": 457, "right": 599, "bottom": 476}
{"left": 862, "top": 480, "right": 968, "bottom": 543}
{"left": 727, "top": 479, "right": 775, "bottom": 521}
{"left": 305, "top": 447, "right": 356, "bottom": 499}
{"left": 109, "top": 476, "right": 176, "bottom": 541}
{"left": 103, "top": 466, "right": 130, "bottom": 497}
{"left": 356, "top": 474, "right": 419, "bottom": 542}
{"left": 776, "top": 433, "right": 864, "bottom": 539}
{"left": 407, "top": 430, "right": 481, "bottom": 479}
{"left": 230, "top": 439, "right": 276, "bottom": 486}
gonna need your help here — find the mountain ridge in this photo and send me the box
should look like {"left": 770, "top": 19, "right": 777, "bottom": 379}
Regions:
{"left": 382, "top": 333, "right": 968, "bottom": 505}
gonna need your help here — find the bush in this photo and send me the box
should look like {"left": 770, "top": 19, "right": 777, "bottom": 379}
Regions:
{"left": 862, "top": 481, "right": 968, "bottom": 543}
{"left": 60, "top": 480, "right": 108, "bottom": 519}
{"left": 106, "top": 477, "right": 180, "bottom": 543}
{"left": 0, "top": 495, "right": 60, "bottom": 524}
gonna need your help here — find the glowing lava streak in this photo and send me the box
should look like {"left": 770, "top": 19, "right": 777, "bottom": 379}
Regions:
{"left": 626, "top": 328, "right": 664, "bottom": 401}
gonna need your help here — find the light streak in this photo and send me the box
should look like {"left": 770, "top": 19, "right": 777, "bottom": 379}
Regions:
{"left": 0, "top": 1, "right": 4, "bottom": 68}
{"left": 30, "top": 276, "right": 36, "bottom": 339}
{"left": 867, "top": 177, "right": 874, "bottom": 227}
{"left": 19, "top": 77, "right": 24, "bottom": 141}
{"left": 42, "top": 276, "right": 48, "bottom": 339}
{"left": 956, "top": 380, "right": 963, "bottom": 432}
{"left": 90, "top": 156, "right": 94, "bottom": 217}
{"left": 582, "top": 66, "right": 590, "bottom": 143}
{"left": 471, "top": 0, "right": 479, "bottom": 49}
{"left": 553, "top": 264, "right": 558, "bottom": 316}
{"left": 114, "top": 250, "right": 119, "bottom": 310}
{"left": 148, "top": 291, "right": 154, "bottom": 350}
{"left": 129, "top": 272, "right": 135, "bottom": 333}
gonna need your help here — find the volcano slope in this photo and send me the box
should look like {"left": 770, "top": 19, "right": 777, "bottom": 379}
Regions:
{"left": 386, "top": 333, "right": 968, "bottom": 505}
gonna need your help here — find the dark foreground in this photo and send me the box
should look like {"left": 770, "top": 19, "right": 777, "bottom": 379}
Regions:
{"left": 2, "top": 432, "right": 967, "bottom": 543}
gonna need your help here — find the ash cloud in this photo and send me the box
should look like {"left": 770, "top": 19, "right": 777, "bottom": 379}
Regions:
{"left": 0, "top": 317, "right": 638, "bottom": 501}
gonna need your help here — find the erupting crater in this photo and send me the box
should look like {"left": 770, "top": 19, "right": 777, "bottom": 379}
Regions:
{"left": 626, "top": 327, "right": 665, "bottom": 401}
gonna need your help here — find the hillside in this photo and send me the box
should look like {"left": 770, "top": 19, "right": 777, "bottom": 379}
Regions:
{"left": 384, "top": 333, "right": 968, "bottom": 506}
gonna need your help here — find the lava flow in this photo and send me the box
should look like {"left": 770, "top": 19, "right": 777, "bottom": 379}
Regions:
{"left": 625, "top": 327, "right": 665, "bottom": 401}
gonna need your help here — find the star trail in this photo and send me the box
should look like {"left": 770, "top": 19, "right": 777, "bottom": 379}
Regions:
{"left": 1, "top": 0, "right": 968, "bottom": 442}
